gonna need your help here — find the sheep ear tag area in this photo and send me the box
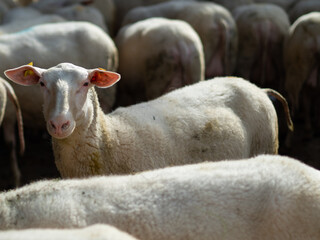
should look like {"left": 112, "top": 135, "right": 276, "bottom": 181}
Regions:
{"left": 4, "top": 66, "right": 40, "bottom": 86}
{"left": 24, "top": 69, "right": 34, "bottom": 77}
{"left": 90, "top": 70, "right": 121, "bottom": 88}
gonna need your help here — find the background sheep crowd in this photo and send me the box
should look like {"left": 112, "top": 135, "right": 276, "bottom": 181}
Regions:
{"left": 0, "top": 0, "right": 319, "bottom": 238}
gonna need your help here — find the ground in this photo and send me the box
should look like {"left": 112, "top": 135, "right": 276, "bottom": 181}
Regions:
{"left": 0, "top": 120, "right": 319, "bottom": 191}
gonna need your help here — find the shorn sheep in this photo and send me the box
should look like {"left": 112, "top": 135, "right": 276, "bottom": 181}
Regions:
{"left": 283, "top": 12, "right": 320, "bottom": 134}
{"left": 0, "top": 77, "right": 24, "bottom": 187}
{"left": 0, "top": 224, "right": 139, "bottom": 240}
{"left": 232, "top": 3, "right": 290, "bottom": 90}
{"left": 4, "top": 63, "right": 293, "bottom": 178}
{"left": 122, "top": 1, "right": 238, "bottom": 79}
{"left": 0, "top": 155, "right": 319, "bottom": 240}
{"left": 115, "top": 17, "right": 205, "bottom": 106}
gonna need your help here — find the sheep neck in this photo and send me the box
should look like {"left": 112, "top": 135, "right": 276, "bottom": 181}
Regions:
{"left": 51, "top": 88, "right": 113, "bottom": 178}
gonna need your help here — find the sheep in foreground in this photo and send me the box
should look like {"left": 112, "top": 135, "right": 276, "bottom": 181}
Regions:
{"left": 0, "top": 77, "right": 24, "bottom": 187}
{"left": 122, "top": 1, "right": 238, "bottom": 79}
{"left": 0, "top": 155, "right": 319, "bottom": 240}
{"left": 5, "top": 63, "right": 293, "bottom": 178}
{"left": 115, "top": 17, "right": 204, "bottom": 106}
{"left": 0, "top": 224, "right": 139, "bottom": 240}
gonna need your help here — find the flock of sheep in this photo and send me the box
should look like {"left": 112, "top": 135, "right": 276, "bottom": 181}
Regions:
{"left": 0, "top": 0, "right": 319, "bottom": 239}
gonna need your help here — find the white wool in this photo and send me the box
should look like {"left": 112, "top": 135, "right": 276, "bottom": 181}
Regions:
{"left": 0, "top": 224, "right": 139, "bottom": 240}
{"left": 0, "top": 79, "right": 7, "bottom": 125}
{"left": 0, "top": 22, "right": 117, "bottom": 187}
{"left": 5, "top": 63, "right": 283, "bottom": 178}
{"left": 122, "top": 1, "right": 238, "bottom": 78}
{"left": 0, "top": 7, "right": 65, "bottom": 35}
{"left": 0, "top": 155, "right": 319, "bottom": 240}
{"left": 115, "top": 17, "right": 205, "bottom": 106}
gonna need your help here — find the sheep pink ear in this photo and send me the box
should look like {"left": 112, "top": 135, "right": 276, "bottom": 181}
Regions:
{"left": 4, "top": 64, "right": 44, "bottom": 86}
{"left": 89, "top": 68, "right": 121, "bottom": 88}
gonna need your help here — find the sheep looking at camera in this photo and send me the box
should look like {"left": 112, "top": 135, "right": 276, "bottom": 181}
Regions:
{"left": 5, "top": 63, "right": 292, "bottom": 178}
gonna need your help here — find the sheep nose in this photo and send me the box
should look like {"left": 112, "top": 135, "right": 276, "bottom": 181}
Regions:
{"left": 50, "top": 120, "right": 70, "bottom": 134}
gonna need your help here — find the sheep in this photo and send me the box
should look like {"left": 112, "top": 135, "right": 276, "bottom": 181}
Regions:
{"left": 29, "top": 0, "right": 88, "bottom": 12}
{"left": 0, "top": 22, "right": 118, "bottom": 185}
{"left": 87, "top": 0, "right": 116, "bottom": 37}
{"left": 112, "top": 0, "right": 195, "bottom": 34}
{"left": 253, "top": 0, "right": 297, "bottom": 12}
{"left": 13, "top": 3, "right": 108, "bottom": 34}
{"left": 0, "top": 224, "right": 140, "bottom": 240}
{"left": 232, "top": 3, "right": 290, "bottom": 90}
{"left": 115, "top": 17, "right": 205, "bottom": 106}
{"left": 122, "top": 1, "right": 238, "bottom": 79}
{"left": 288, "top": 0, "right": 320, "bottom": 23}
{"left": 283, "top": 12, "right": 320, "bottom": 135}
{"left": 0, "top": 2, "right": 9, "bottom": 23}
{"left": 54, "top": 4, "right": 108, "bottom": 33}
{"left": 1, "top": 6, "right": 43, "bottom": 23}
{"left": 0, "top": 7, "right": 65, "bottom": 35}
{"left": 201, "top": 0, "right": 254, "bottom": 11}
{"left": 0, "top": 79, "right": 8, "bottom": 125}
{"left": 13, "top": 0, "right": 33, "bottom": 6}
{"left": 0, "top": 77, "right": 24, "bottom": 187}
{"left": 0, "top": 0, "right": 19, "bottom": 23}
{"left": 5, "top": 63, "right": 293, "bottom": 178}
{"left": 27, "top": 0, "right": 115, "bottom": 36}
{"left": 0, "top": 154, "right": 319, "bottom": 240}
{"left": 1, "top": 0, "right": 16, "bottom": 8}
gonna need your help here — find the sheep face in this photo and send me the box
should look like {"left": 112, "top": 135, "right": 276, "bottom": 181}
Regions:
{"left": 4, "top": 63, "right": 120, "bottom": 139}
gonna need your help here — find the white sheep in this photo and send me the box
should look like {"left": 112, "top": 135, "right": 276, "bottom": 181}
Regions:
{"left": 232, "top": 3, "right": 290, "bottom": 90}
{"left": 0, "top": 7, "right": 65, "bottom": 35}
{"left": 0, "top": 224, "right": 139, "bottom": 240}
{"left": 5, "top": 63, "right": 293, "bottom": 178}
{"left": 54, "top": 4, "right": 108, "bottom": 33}
{"left": 88, "top": 0, "right": 116, "bottom": 36}
{"left": 122, "top": 1, "right": 238, "bottom": 79}
{"left": 254, "top": 0, "right": 297, "bottom": 12}
{"left": 28, "top": 0, "right": 116, "bottom": 36}
{"left": 115, "top": 17, "right": 205, "bottom": 106}
{"left": 0, "top": 77, "right": 24, "bottom": 187}
{"left": 204, "top": 0, "right": 255, "bottom": 11}
{"left": 289, "top": 0, "right": 320, "bottom": 23}
{"left": 1, "top": 6, "right": 43, "bottom": 23}
{"left": 0, "top": 21, "right": 118, "bottom": 186}
{"left": 112, "top": 0, "right": 196, "bottom": 34}
{"left": 283, "top": 12, "right": 320, "bottom": 134}
{"left": 0, "top": 154, "right": 319, "bottom": 240}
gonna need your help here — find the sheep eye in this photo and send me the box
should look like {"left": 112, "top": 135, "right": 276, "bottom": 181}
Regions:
{"left": 40, "top": 81, "right": 45, "bottom": 87}
{"left": 83, "top": 82, "right": 89, "bottom": 87}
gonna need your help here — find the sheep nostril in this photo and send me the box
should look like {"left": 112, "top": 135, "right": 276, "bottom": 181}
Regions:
{"left": 50, "top": 121, "right": 56, "bottom": 130}
{"left": 62, "top": 121, "right": 70, "bottom": 130}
